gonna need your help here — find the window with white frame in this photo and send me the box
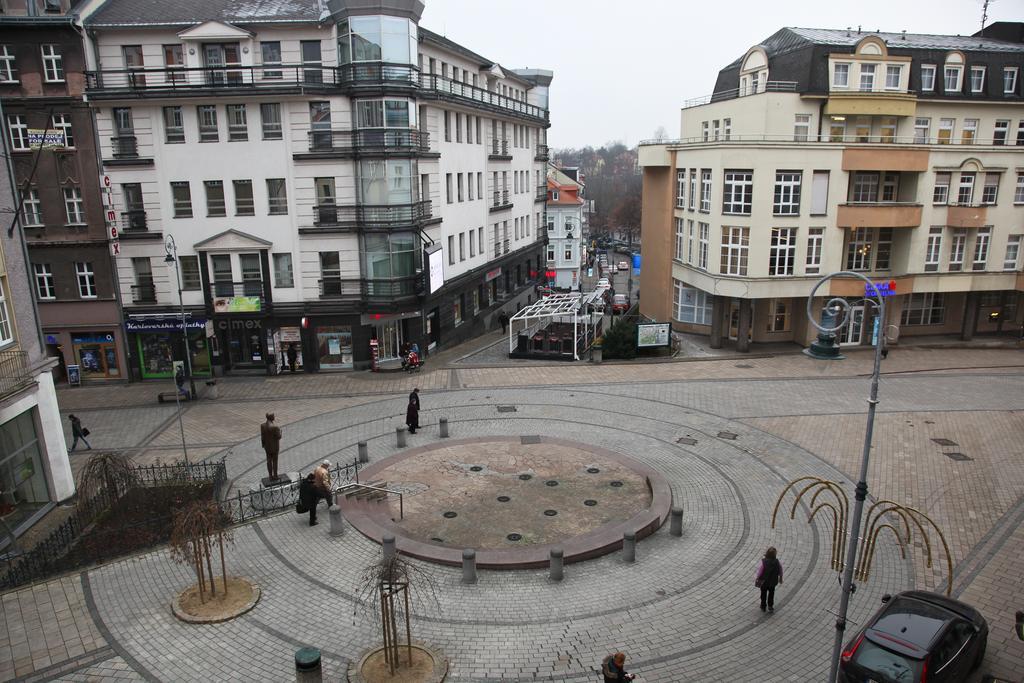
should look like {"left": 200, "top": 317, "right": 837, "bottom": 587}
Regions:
{"left": 768, "top": 228, "right": 796, "bottom": 276}
{"left": 226, "top": 104, "right": 247, "bottom": 141}
{"left": 688, "top": 170, "right": 696, "bottom": 210}
{"left": 794, "top": 114, "right": 810, "bottom": 142}
{"left": 700, "top": 170, "right": 712, "bottom": 212}
{"left": 920, "top": 65, "right": 936, "bottom": 91}
{"left": 957, "top": 173, "right": 975, "bottom": 205}
{"left": 937, "top": 118, "right": 954, "bottom": 144}
{"left": 676, "top": 170, "right": 686, "bottom": 208}
{"left": 0, "top": 280, "right": 11, "bottom": 344}
{"left": 722, "top": 170, "right": 752, "bottom": 214}
{"left": 687, "top": 220, "right": 695, "bottom": 264}
{"left": 852, "top": 172, "right": 880, "bottom": 203}
{"left": 712, "top": 120, "right": 720, "bottom": 140}
{"left": 993, "top": 119, "right": 1009, "bottom": 145}
{"left": 696, "top": 222, "right": 710, "bottom": 269}
{"left": 75, "top": 262, "right": 96, "bottom": 298}
{"left": 859, "top": 63, "right": 876, "bottom": 91}
{"left": 885, "top": 65, "right": 902, "bottom": 89}
{"left": 723, "top": 118, "right": 731, "bottom": 141}
{"left": 833, "top": 63, "right": 849, "bottom": 88}
{"left": 913, "top": 117, "right": 930, "bottom": 143}
{"left": 0, "top": 45, "right": 16, "bottom": 83}
{"left": 1017, "top": 120, "right": 1024, "bottom": 145}
{"left": 701, "top": 121, "right": 708, "bottom": 141}
{"left": 1004, "top": 67, "right": 1019, "bottom": 95}
{"left": 674, "top": 218, "right": 685, "bottom": 262}
{"left": 260, "top": 103, "right": 282, "bottom": 140}
{"left": 805, "top": 227, "right": 823, "bottom": 274}
{"left": 924, "top": 227, "right": 942, "bottom": 272}
{"left": 50, "top": 114, "right": 73, "bottom": 147}
{"left": 932, "top": 172, "right": 950, "bottom": 204}
{"left": 720, "top": 227, "right": 749, "bottom": 276}
{"left": 1004, "top": 235, "right": 1022, "bottom": 270}
{"left": 164, "top": 106, "right": 184, "bottom": 143}
{"left": 961, "top": 118, "right": 978, "bottom": 144}
{"left": 63, "top": 186, "right": 84, "bottom": 224}
{"left": 981, "top": 173, "right": 1000, "bottom": 205}
{"left": 34, "top": 263, "right": 55, "bottom": 299}
{"left": 20, "top": 188, "right": 41, "bottom": 226}
{"left": 970, "top": 66, "right": 986, "bottom": 92}
{"left": 773, "top": 171, "right": 801, "bottom": 215}
{"left": 546, "top": 244, "right": 555, "bottom": 263}
{"left": 972, "top": 227, "right": 991, "bottom": 270}
{"left": 901, "top": 293, "right": 944, "bottom": 325}
{"left": 846, "top": 227, "right": 871, "bottom": 270}
{"left": 943, "top": 65, "right": 962, "bottom": 92}
{"left": 198, "top": 105, "right": 218, "bottom": 142}
{"left": 673, "top": 280, "right": 713, "bottom": 324}
{"left": 880, "top": 117, "right": 897, "bottom": 143}
{"left": 948, "top": 228, "right": 967, "bottom": 271}
{"left": 266, "top": 178, "right": 288, "bottom": 214}
{"left": 766, "top": 299, "right": 790, "bottom": 332}
{"left": 41, "top": 44, "right": 63, "bottom": 82}
{"left": 1016, "top": 173, "right": 1024, "bottom": 204}
{"left": 7, "top": 114, "right": 28, "bottom": 150}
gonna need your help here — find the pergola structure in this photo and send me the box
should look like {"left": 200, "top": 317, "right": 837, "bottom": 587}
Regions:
{"left": 507, "top": 291, "right": 605, "bottom": 360}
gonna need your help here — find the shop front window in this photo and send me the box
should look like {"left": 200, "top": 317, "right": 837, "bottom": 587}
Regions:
{"left": 317, "top": 326, "right": 353, "bottom": 369}
{"left": 0, "top": 410, "right": 49, "bottom": 532}
{"left": 137, "top": 328, "right": 211, "bottom": 379}
{"left": 73, "top": 332, "right": 120, "bottom": 379}
{"left": 374, "top": 321, "right": 402, "bottom": 360}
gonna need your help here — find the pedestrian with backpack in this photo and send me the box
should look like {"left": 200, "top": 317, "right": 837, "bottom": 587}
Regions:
{"left": 755, "top": 546, "right": 784, "bottom": 612}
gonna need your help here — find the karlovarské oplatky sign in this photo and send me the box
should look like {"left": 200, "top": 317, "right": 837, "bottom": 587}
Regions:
{"left": 125, "top": 317, "right": 206, "bottom": 333}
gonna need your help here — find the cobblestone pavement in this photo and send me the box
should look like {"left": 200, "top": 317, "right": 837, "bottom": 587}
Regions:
{"left": 2, "top": 347, "right": 1020, "bottom": 681}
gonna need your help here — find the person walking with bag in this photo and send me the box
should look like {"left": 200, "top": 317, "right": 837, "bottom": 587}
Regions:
{"left": 755, "top": 546, "right": 784, "bottom": 612}
{"left": 68, "top": 414, "right": 91, "bottom": 452}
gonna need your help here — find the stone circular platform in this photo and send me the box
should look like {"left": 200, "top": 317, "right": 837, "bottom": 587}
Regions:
{"left": 339, "top": 436, "right": 672, "bottom": 568}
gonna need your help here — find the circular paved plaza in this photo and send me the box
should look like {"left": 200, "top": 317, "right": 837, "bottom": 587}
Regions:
{"left": 81, "top": 385, "right": 913, "bottom": 681}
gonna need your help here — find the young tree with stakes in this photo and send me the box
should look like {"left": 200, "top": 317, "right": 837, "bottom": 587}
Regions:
{"left": 169, "top": 500, "right": 232, "bottom": 603}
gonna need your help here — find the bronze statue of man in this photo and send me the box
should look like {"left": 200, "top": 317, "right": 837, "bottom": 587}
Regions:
{"left": 260, "top": 412, "right": 282, "bottom": 481}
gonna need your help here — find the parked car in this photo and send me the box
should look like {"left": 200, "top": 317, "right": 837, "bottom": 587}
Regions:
{"left": 608, "top": 263, "right": 618, "bottom": 273}
{"left": 596, "top": 278, "right": 611, "bottom": 290}
{"left": 839, "top": 590, "right": 987, "bottom": 683}
{"left": 612, "top": 294, "right": 629, "bottom": 313}
{"left": 618, "top": 261, "right": 629, "bottom": 270}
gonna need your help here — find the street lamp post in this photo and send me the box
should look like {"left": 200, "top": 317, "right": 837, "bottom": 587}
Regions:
{"left": 803, "top": 271, "right": 886, "bottom": 683}
{"left": 164, "top": 235, "right": 192, "bottom": 466}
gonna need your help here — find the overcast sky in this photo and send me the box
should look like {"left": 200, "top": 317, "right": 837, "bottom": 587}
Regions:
{"left": 419, "top": 0, "right": 1024, "bottom": 148}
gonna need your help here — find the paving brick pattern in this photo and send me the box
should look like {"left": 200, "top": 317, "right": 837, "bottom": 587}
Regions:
{"left": 6, "top": 347, "right": 1017, "bottom": 681}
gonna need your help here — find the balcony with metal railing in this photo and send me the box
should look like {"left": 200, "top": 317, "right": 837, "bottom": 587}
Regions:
{"left": 535, "top": 144, "right": 549, "bottom": 161}
{"left": 131, "top": 283, "right": 156, "bottom": 304}
{"left": 489, "top": 138, "right": 511, "bottom": 160}
{"left": 0, "top": 350, "right": 34, "bottom": 400}
{"left": 304, "top": 200, "right": 433, "bottom": 234}
{"left": 337, "top": 62, "right": 419, "bottom": 89}
{"left": 682, "top": 81, "right": 799, "bottom": 108}
{"left": 86, "top": 64, "right": 340, "bottom": 98}
{"left": 110, "top": 135, "right": 138, "bottom": 158}
{"left": 488, "top": 187, "right": 512, "bottom": 213}
{"left": 418, "top": 73, "right": 548, "bottom": 122}
{"left": 535, "top": 184, "right": 548, "bottom": 202}
{"left": 120, "top": 210, "right": 147, "bottom": 233}
{"left": 319, "top": 275, "right": 423, "bottom": 302}
{"left": 300, "top": 128, "right": 431, "bottom": 157}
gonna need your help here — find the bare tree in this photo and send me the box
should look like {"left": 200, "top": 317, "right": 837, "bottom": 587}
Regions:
{"left": 169, "top": 500, "right": 233, "bottom": 603}
{"left": 652, "top": 125, "right": 669, "bottom": 141}
{"left": 77, "top": 452, "right": 136, "bottom": 501}
{"left": 353, "top": 553, "right": 441, "bottom": 675}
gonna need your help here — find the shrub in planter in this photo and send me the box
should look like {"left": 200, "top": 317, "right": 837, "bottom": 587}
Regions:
{"left": 602, "top": 320, "right": 637, "bottom": 359}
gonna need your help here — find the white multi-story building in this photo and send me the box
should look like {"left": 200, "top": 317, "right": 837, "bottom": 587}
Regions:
{"left": 545, "top": 165, "right": 584, "bottom": 290}
{"left": 640, "top": 24, "right": 1024, "bottom": 351}
{"left": 80, "top": 0, "right": 551, "bottom": 374}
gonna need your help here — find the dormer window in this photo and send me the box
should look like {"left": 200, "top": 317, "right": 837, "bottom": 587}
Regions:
{"left": 885, "top": 66, "right": 902, "bottom": 90}
{"left": 943, "top": 53, "right": 964, "bottom": 93}
{"left": 1004, "top": 67, "right": 1019, "bottom": 95}
{"left": 833, "top": 63, "right": 850, "bottom": 88}
{"left": 552, "top": 190, "right": 559, "bottom": 201}
{"left": 920, "top": 65, "right": 936, "bottom": 91}
{"left": 970, "top": 66, "right": 986, "bottom": 93}
{"left": 858, "top": 64, "right": 875, "bottom": 91}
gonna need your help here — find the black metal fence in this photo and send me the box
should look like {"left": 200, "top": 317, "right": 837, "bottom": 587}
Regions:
{"left": 221, "top": 459, "right": 360, "bottom": 524}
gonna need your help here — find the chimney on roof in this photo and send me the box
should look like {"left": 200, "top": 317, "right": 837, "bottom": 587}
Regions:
{"left": 857, "top": 25, "right": 861, "bottom": 34}
{"left": 901, "top": 30, "right": 906, "bottom": 39}
{"left": 846, "top": 27, "right": 851, "bottom": 36}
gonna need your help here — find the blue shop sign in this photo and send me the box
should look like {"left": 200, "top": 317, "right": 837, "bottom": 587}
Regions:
{"left": 125, "top": 317, "right": 206, "bottom": 333}
{"left": 865, "top": 280, "right": 897, "bottom": 298}
{"left": 71, "top": 333, "right": 115, "bottom": 345}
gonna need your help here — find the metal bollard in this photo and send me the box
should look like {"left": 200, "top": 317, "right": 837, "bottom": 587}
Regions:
{"left": 396, "top": 425, "right": 407, "bottom": 448}
{"left": 462, "top": 548, "right": 477, "bottom": 584}
{"left": 439, "top": 417, "right": 449, "bottom": 438}
{"left": 622, "top": 531, "right": 636, "bottom": 563}
{"left": 328, "top": 506, "right": 344, "bottom": 536}
{"left": 549, "top": 547, "right": 564, "bottom": 582}
{"left": 357, "top": 441, "right": 368, "bottom": 464}
{"left": 670, "top": 507, "right": 683, "bottom": 537}
{"left": 295, "top": 647, "right": 322, "bottom": 682}
{"left": 382, "top": 535, "right": 396, "bottom": 561}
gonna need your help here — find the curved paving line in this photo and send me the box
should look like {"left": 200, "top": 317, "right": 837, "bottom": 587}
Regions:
{"left": 244, "top": 615, "right": 351, "bottom": 668}
{"left": 249, "top": 417, "right": 827, "bottom": 633}
{"left": 950, "top": 492, "right": 1024, "bottom": 599}
{"left": 79, "top": 571, "right": 160, "bottom": 683}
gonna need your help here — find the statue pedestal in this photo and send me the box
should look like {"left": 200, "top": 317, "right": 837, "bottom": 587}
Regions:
{"left": 261, "top": 474, "right": 292, "bottom": 488}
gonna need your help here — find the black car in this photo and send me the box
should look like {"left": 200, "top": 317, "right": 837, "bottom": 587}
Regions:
{"left": 840, "top": 591, "right": 987, "bottom": 683}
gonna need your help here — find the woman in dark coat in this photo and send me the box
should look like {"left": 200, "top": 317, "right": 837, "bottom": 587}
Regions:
{"left": 298, "top": 473, "right": 318, "bottom": 526}
{"left": 755, "top": 546, "right": 784, "bottom": 612}
{"left": 405, "top": 396, "right": 419, "bottom": 434}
